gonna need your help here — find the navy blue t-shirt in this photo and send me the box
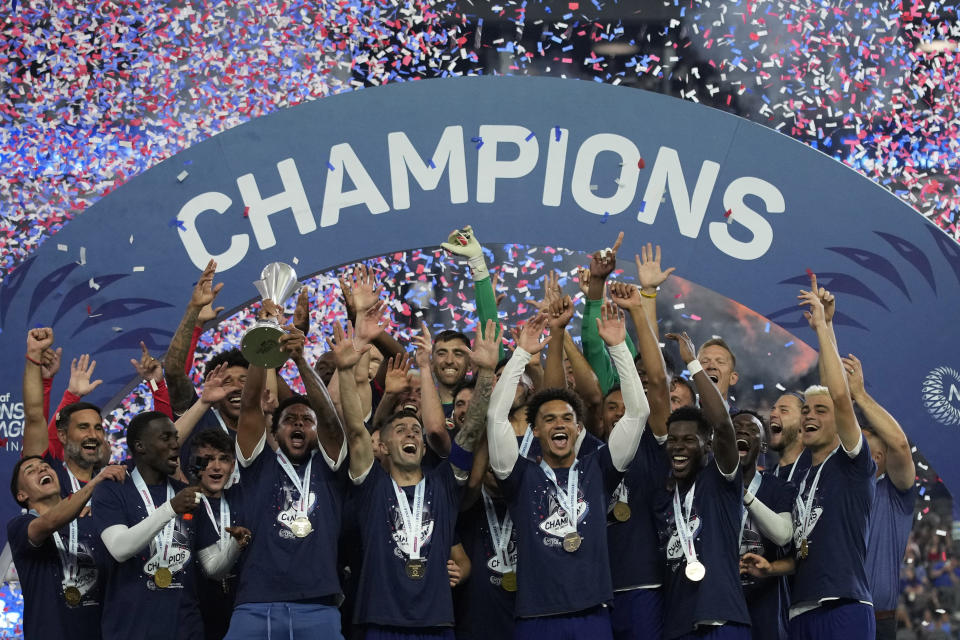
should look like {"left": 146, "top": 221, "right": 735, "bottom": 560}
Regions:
{"left": 234, "top": 442, "right": 345, "bottom": 605}
{"left": 607, "top": 428, "right": 670, "bottom": 590}
{"left": 656, "top": 458, "right": 751, "bottom": 640}
{"left": 771, "top": 456, "right": 810, "bottom": 486}
{"left": 8, "top": 511, "right": 104, "bottom": 640}
{"left": 865, "top": 474, "right": 916, "bottom": 611}
{"left": 739, "top": 471, "right": 794, "bottom": 640}
{"left": 500, "top": 446, "right": 622, "bottom": 618}
{"left": 454, "top": 493, "right": 517, "bottom": 640}
{"left": 526, "top": 429, "right": 604, "bottom": 463}
{"left": 352, "top": 461, "right": 462, "bottom": 628}
{"left": 92, "top": 476, "right": 202, "bottom": 640}
{"left": 195, "top": 486, "right": 245, "bottom": 640}
{"left": 43, "top": 451, "right": 94, "bottom": 498}
{"left": 790, "top": 439, "right": 877, "bottom": 609}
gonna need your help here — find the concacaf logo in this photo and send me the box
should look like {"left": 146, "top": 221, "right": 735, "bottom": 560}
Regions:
{"left": 922, "top": 367, "right": 960, "bottom": 427}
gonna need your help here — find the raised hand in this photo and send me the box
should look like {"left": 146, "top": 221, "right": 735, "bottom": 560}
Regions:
{"left": 588, "top": 231, "right": 624, "bottom": 281}
{"left": 490, "top": 269, "right": 507, "bottom": 308}
{"left": 608, "top": 281, "right": 642, "bottom": 309}
{"left": 797, "top": 272, "right": 827, "bottom": 330}
{"left": 260, "top": 387, "right": 279, "bottom": 414}
{"left": 547, "top": 294, "right": 575, "bottom": 332}
{"left": 635, "top": 242, "right": 676, "bottom": 292}
{"left": 40, "top": 347, "right": 63, "bottom": 378}
{"left": 190, "top": 260, "right": 224, "bottom": 309}
{"left": 130, "top": 341, "right": 163, "bottom": 383}
{"left": 258, "top": 298, "right": 282, "bottom": 323}
{"left": 292, "top": 288, "right": 311, "bottom": 336}
{"left": 665, "top": 331, "right": 697, "bottom": 365}
{"left": 26, "top": 327, "right": 54, "bottom": 358}
{"left": 384, "top": 352, "right": 413, "bottom": 395}
{"left": 326, "top": 321, "right": 370, "bottom": 370}
{"left": 201, "top": 363, "right": 240, "bottom": 404}
{"left": 197, "top": 301, "right": 224, "bottom": 327}
{"left": 412, "top": 322, "right": 434, "bottom": 370}
{"left": 440, "top": 225, "right": 483, "bottom": 260}
{"left": 596, "top": 300, "right": 626, "bottom": 346}
{"left": 842, "top": 354, "right": 866, "bottom": 398}
{"left": 575, "top": 266, "right": 591, "bottom": 297}
{"left": 470, "top": 319, "right": 501, "bottom": 371}
{"left": 815, "top": 280, "right": 835, "bottom": 324}
{"left": 530, "top": 271, "right": 561, "bottom": 313}
{"left": 68, "top": 354, "right": 103, "bottom": 397}
{"left": 355, "top": 300, "right": 388, "bottom": 344}
{"left": 517, "top": 313, "right": 549, "bottom": 354}
{"left": 278, "top": 326, "right": 306, "bottom": 361}
{"left": 341, "top": 264, "right": 382, "bottom": 314}
{"left": 170, "top": 486, "right": 202, "bottom": 515}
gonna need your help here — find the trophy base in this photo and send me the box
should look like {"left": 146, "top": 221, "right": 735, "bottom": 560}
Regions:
{"left": 241, "top": 323, "right": 289, "bottom": 368}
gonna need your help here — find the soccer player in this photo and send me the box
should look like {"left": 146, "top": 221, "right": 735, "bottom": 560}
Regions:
{"left": 768, "top": 392, "right": 808, "bottom": 483}
{"left": 8, "top": 456, "right": 125, "bottom": 639}
{"left": 487, "top": 304, "right": 650, "bottom": 637}
{"left": 696, "top": 337, "right": 739, "bottom": 410}
{"left": 657, "top": 332, "right": 750, "bottom": 639}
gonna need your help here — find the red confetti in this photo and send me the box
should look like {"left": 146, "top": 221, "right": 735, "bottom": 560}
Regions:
{"left": 637, "top": 157, "right": 645, "bottom": 169}
{"left": 723, "top": 208, "right": 732, "bottom": 218}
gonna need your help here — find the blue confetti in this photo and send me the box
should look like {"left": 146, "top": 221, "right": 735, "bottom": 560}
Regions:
{"left": 327, "top": 162, "right": 336, "bottom": 171}
{"left": 784, "top": 341, "right": 794, "bottom": 347}
{"left": 601, "top": 211, "right": 609, "bottom": 223}
{"left": 525, "top": 131, "right": 535, "bottom": 142}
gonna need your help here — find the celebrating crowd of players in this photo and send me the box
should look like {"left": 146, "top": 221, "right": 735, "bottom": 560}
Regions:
{"left": 8, "top": 226, "right": 917, "bottom": 640}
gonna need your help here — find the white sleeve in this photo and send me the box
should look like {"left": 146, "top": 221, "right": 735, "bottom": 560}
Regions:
{"left": 486, "top": 348, "right": 531, "bottom": 480}
{"left": 349, "top": 460, "right": 375, "bottom": 485}
{"left": 237, "top": 431, "right": 267, "bottom": 468}
{"left": 606, "top": 341, "right": 651, "bottom": 472}
{"left": 100, "top": 501, "right": 177, "bottom": 563}
{"left": 199, "top": 539, "right": 241, "bottom": 580}
{"left": 321, "top": 436, "right": 348, "bottom": 471}
{"left": 744, "top": 493, "right": 794, "bottom": 547}
{"left": 841, "top": 433, "right": 864, "bottom": 459}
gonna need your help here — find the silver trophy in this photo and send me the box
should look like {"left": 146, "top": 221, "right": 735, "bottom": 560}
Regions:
{"left": 240, "top": 262, "right": 300, "bottom": 368}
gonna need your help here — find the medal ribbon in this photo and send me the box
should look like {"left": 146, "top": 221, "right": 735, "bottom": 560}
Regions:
{"left": 211, "top": 409, "right": 241, "bottom": 487}
{"left": 276, "top": 449, "right": 315, "bottom": 518}
{"left": 672, "top": 481, "right": 699, "bottom": 567}
{"left": 51, "top": 519, "right": 79, "bottom": 589}
{"left": 131, "top": 469, "right": 176, "bottom": 570}
{"left": 481, "top": 487, "right": 515, "bottom": 571}
{"left": 795, "top": 447, "right": 838, "bottom": 545}
{"left": 738, "top": 472, "right": 764, "bottom": 548}
{"left": 539, "top": 460, "right": 579, "bottom": 532}
{"left": 200, "top": 495, "right": 231, "bottom": 549}
{"left": 519, "top": 427, "right": 535, "bottom": 458}
{"left": 392, "top": 478, "right": 426, "bottom": 560}
{"left": 63, "top": 463, "right": 82, "bottom": 494}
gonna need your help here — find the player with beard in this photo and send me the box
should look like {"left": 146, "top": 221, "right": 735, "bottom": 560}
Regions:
{"left": 732, "top": 410, "right": 794, "bottom": 640}
{"left": 657, "top": 332, "right": 750, "bottom": 640}
{"left": 92, "top": 411, "right": 207, "bottom": 639}
{"left": 228, "top": 311, "right": 348, "bottom": 639}
{"left": 843, "top": 354, "right": 916, "bottom": 640}
{"left": 487, "top": 304, "right": 650, "bottom": 638}
{"left": 786, "top": 275, "right": 877, "bottom": 638}
{"left": 767, "top": 392, "right": 808, "bottom": 483}
{"left": 337, "top": 308, "right": 496, "bottom": 638}
{"left": 8, "top": 455, "right": 125, "bottom": 639}
{"left": 22, "top": 328, "right": 108, "bottom": 495}
{"left": 190, "top": 429, "right": 253, "bottom": 640}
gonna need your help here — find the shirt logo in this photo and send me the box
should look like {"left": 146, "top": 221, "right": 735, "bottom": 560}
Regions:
{"left": 538, "top": 491, "right": 587, "bottom": 543}
{"left": 276, "top": 484, "right": 317, "bottom": 538}
{"left": 142, "top": 526, "right": 191, "bottom": 588}
{"left": 664, "top": 512, "right": 702, "bottom": 562}
{"left": 922, "top": 366, "right": 960, "bottom": 427}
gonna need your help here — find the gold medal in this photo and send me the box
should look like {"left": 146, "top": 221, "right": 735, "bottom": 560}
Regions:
{"left": 798, "top": 539, "right": 809, "bottom": 560}
{"left": 562, "top": 532, "right": 582, "bottom": 553}
{"left": 613, "top": 501, "right": 631, "bottom": 522}
{"left": 154, "top": 567, "right": 173, "bottom": 588}
{"left": 405, "top": 558, "right": 425, "bottom": 580}
{"left": 63, "top": 586, "right": 81, "bottom": 606}
{"left": 501, "top": 571, "right": 518, "bottom": 592}
{"left": 290, "top": 517, "right": 313, "bottom": 538}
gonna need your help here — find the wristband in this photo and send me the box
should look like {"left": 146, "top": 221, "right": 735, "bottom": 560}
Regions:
{"left": 467, "top": 254, "right": 490, "bottom": 282}
{"left": 640, "top": 288, "right": 658, "bottom": 299}
{"left": 25, "top": 354, "right": 42, "bottom": 366}
{"left": 686, "top": 360, "right": 704, "bottom": 377}
{"left": 448, "top": 441, "right": 474, "bottom": 470}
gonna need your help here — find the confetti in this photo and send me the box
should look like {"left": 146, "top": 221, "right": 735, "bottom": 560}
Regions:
{"left": 177, "top": 171, "right": 189, "bottom": 183}
{"left": 637, "top": 158, "right": 645, "bottom": 170}
{"left": 88, "top": 278, "right": 99, "bottom": 291}
{"left": 57, "top": 244, "right": 67, "bottom": 252}
{"left": 600, "top": 212, "right": 609, "bottom": 223}
{"left": 133, "top": 266, "right": 145, "bottom": 272}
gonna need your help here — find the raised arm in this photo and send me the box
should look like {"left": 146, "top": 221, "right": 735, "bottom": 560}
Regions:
{"left": 609, "top": 281, "right": 669, "bottom": 438}
{"left": 28, "top": 466, "right": 126, "bottom": 545}
{"left": 442, "top": 225, "right": 504, "bottom": 359}
{"left": 237, "top": 361, "right": 268, "bottom": 462}
{"left": 799, "top": 274, "right": 861, "bottom": 452}
{"left": 635, "top": 243, "right": 676, "bottom": 340}
{"left": 23, "top": 328, "right": 55, "bottom": 457}
{"left": 844, "top": 353, "right": 914, "bottom": 489}
{"left": 130, "top": 342, "right": 173, "bottom": 420}
{"left": 544, "top": 294, "right": 574, "bottom": 390}
{"left": 293, "top": 342, "right": 346, "bottom": 463}
{"left": 450, "top": 320, "right": 499, "bottom": 481}
{"left": 163, "top": 260, "right": 224, "bottom": 413}
{"left": 173, "top": 364, "right": 238, "bottom": 441}
{"left": 598, "top": 302, "right": 651, "bottom": 471}
{"left": 338, "top": 265, "right": 405, "bottom": 391}
{"left": 486, "top": 315, "right": 548, "bottom": 479}
{"left": 668, "top": 331, "right": 739, "bottom": 475}
{"left": 561, "top": 331, "right": 604, "bottom": 435}
{"left": 328, "top": 320, "right": 375, "bottom": 481}
{"left": 412, "top": 322, "right": 450, "bottom": 457}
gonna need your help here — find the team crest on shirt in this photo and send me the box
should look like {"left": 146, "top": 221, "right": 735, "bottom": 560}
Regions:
{"left": 143, "top": 525, "right": 191, "bottom": 589}
{"left": 792, "top": 505, "right": 823, "bottom": 549}
{"left": 537, "top": 490, "right": 587, "bottom": 546}
{"left": 72, "top": 540, "right": 99, "bottom": 602}
{"left": 663, "top": 508, "right": 702, "bottom": 563}
{"left": 389, "top": 500, "right": 435, "bottom": 559}
{"left": 486, "top": 539, "right": 519, "bottom": 578}
{"left": 276, "top": 484, "right": 317, "bottom": 538}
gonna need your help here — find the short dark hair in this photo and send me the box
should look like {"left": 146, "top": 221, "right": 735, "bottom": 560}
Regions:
{"left": 271, "top": 395, "right": 313, "bottom": 434}
{"left": 667, "top": 406, "right": 713, "bottom": 442}
{"left": 452, "top": 377, "right": 477, "bottom": 403}
{"left": 204, "top": 348, "right": 249, "bottom": 379}
{"left": 433, "top": 330, "right": 470, "bottom": 350}
{"left": 603, "top": 384, "right": 622, "bottom": 402}
{"left": 56, "top": 401, "right": 102, "bottom": 433}
{"left": 379, "top": 408, "right": 423, "bottom": 435}
{"left": 698, "top": 338, "right": 736, "bottom": 369}
{"left": 670, "top": 377, "right": 697, "bottom": 406}
{"left": 11, "top": 455, "right": 44, "bottom": 508}
{"left": 127, "top": 411, "right": 171, "bottom": 457}
{"left": 191, "top": 428, "right": 234, "bottom": 458}
{"left": 525, "top": 388, "right": 585, "bottom": 427}
{"left": 733, "top": 409, "right": 766, "bottom": 440}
